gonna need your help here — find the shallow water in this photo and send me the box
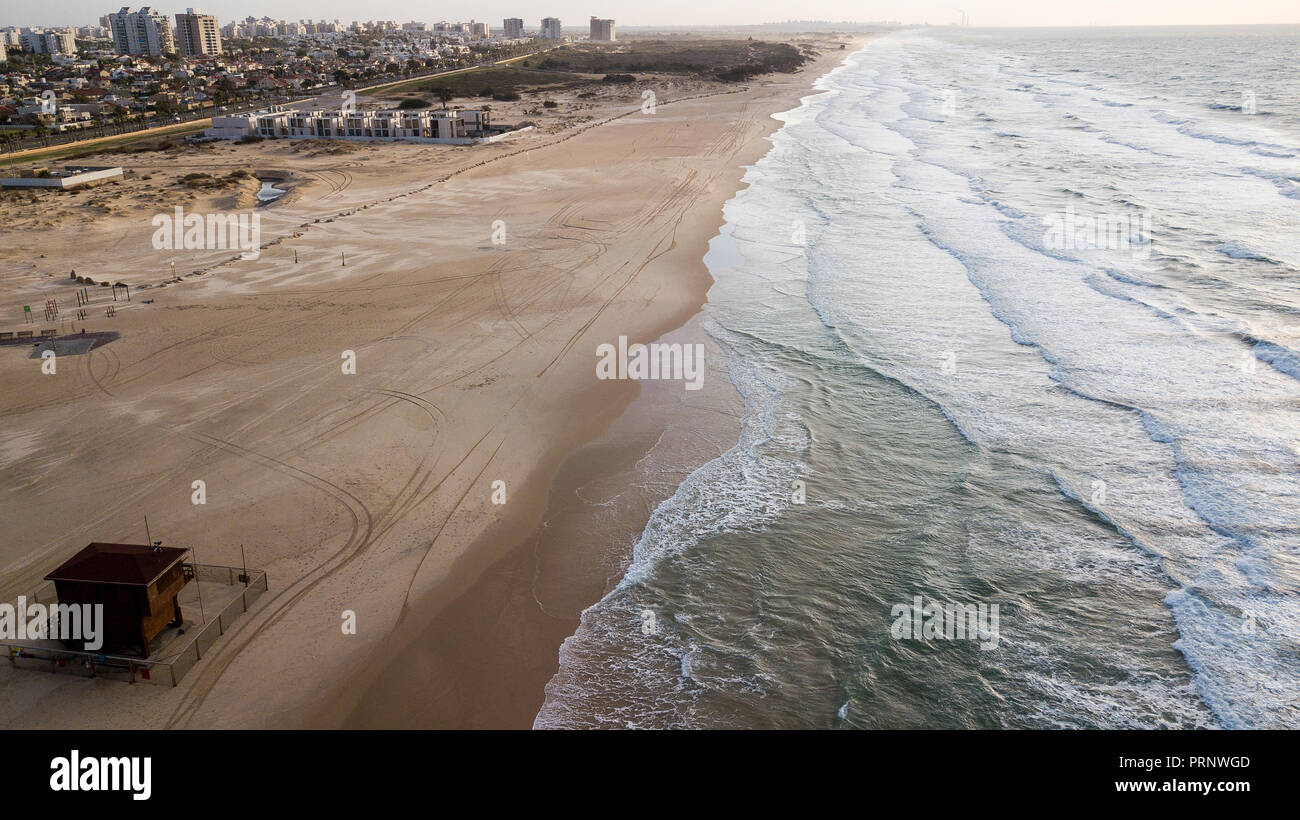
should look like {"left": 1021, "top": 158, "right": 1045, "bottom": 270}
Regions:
{"left": 536, "top": 26, "right": 1300, "bottom": 729}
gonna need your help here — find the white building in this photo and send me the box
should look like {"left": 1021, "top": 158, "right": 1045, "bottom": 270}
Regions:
{"left": 469, "top": 21, "right": 488, "bottom": 38}
{"left": 504, "top": 18, "right": 524, "bottom": 39}
{"left": 1, "top": 166, "right": 123, "bottom": 189}
{"left": 540, "top": 17, "right": 562, "bottom": 39}
{"left": 206, "top": 106, "right": 500, "bottom": 145}
{"left": 19, "top": 29, "right": 78, "bottom": 55}
{"left": 108, "top": 7, "right": 175, "bottom": 56}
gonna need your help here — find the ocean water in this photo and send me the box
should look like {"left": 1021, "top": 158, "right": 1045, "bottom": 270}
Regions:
{"left": 536, "top": 26, "right": 1300, "bottom": 729}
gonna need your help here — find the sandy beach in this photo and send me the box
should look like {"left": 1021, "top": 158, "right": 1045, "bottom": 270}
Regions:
{"left": 0, "top": 35, "right": 862, "bottom": 729}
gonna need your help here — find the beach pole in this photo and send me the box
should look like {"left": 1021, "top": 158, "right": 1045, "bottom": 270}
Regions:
{"left": 191, "top": 545, "right": 206, "bottom": 625}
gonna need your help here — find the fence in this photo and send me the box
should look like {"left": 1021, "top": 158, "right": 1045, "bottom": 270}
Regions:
{"left": 2, "top": 562, "right": 267, "bottom": 687}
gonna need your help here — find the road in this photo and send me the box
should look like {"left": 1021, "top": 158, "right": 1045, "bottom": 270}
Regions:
{"left": 0, "top": 47, "right": 560, "bottom": 167}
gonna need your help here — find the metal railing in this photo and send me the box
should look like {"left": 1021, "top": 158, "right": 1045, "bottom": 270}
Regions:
{"left": 2, "top": 562, "right": 267, "bottom": 687}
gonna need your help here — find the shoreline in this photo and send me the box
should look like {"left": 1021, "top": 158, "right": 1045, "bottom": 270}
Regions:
{"left": 0, "top": 36, "right": 867, "bottom": 730}
{"left": 336, "top": 40, "right": 869, "bottom": 729}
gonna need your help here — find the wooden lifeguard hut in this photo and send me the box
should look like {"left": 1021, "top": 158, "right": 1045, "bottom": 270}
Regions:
{"left": 44, "top": 542, "right": 190, "bottom": 658}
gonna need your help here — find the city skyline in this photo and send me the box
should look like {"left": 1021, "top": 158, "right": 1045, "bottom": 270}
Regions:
{"left": 4, "top": 1, "right": 1300, "bottom": 30}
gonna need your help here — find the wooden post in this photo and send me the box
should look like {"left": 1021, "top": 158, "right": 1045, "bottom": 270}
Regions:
{"left": 191, "top": 547, "right": 206, "bottom": 624}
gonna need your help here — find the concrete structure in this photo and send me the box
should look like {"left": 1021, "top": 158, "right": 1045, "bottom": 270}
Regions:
{"left": 18, "top": 29, "right": 78, "bottom": 55}
{"left": 1, "top": 166, "right": 124, "bottom": 190}
{"left": 589, "top": 17, "right": 615, "bottom": 42}
{"left": 469, "top": 21, "right": 488, "bottom": 38}
{"left": 108, "top": 7, "right": 175, "bottom": 56}
{"left": 504, "top": 18, "right": 524, "bottom": 38}
{"left": 540, "top": 17, "right": 562, "bottom": 39}
{"left": 175, "top": 9, "right": 222, "bottom": 56}
{"left": 206, "top": 107, "right": 498, "bottom": 144}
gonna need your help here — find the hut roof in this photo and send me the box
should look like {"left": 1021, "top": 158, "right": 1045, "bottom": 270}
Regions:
{"left": 45, "top": 542, "right": 188, "bottom": 587}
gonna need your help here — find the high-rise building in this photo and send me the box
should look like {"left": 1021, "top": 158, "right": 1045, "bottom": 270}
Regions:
{"left": 469, "top": 21, "right": 488, "bottom": 38}
{"left": 589, "top": 17, "right": 615, "bottom": 42}
{"left": 108, "top": 7, "right": 175, "bottom": 56}
{"left": 19, "top": 29, "right": 78, "bottom": 55}
{"left": 503, "top": 18, "right": 524, "bottom": 38}
{"left": 540, "top": 17, "right": 562, "bottom": 39}
{"left": 176, "top": 9, "right": 222, "bottom": 56}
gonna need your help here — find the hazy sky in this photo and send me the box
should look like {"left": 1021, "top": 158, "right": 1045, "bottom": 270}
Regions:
{"left": 7, "top": 1, "right": 1300, "bottom": 30}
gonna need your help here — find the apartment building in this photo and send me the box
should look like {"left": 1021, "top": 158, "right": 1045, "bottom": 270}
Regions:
{"left": 108, "top": 7, "right": 175, "bottom": 56}
{"left": 589, "top": 17, "right": 615, "bottom": 42}
{"left": 207, "top": 107, "right": 496, "bottom": 144}
{"left": 175, "top": 9, "right": 223, "bottom": 56}
{"left": 504, "top": 18, "right": 524, "bottom": 39}
{"left": 18, "top": 29, "right": 78, "bottom": 55}
{"left": 540, "top": 17, "right": 562, "bottom": 39}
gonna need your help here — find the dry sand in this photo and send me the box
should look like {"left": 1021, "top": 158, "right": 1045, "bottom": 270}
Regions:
{"left": 0, "top": 36, "right": 864, "bottom": 728}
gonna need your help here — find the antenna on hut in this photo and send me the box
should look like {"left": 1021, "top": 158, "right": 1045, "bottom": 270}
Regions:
{"left": 144, "top": 515, "right": 153, "bottom": 549}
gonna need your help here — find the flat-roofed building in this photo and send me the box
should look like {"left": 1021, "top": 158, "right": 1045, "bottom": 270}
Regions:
{"left": 540, "top": 17, "right": 562, "bottom": 39}
{"left": 207, "top": 107, "right": 498, "bottom": 144}
{"left": 504, "top": 18, "right": 524, "bottom": 38}
{"left": 590, "top": 17, "right": 615, "bottom": 41}
{"left": 19, "top": 28, "right": 77, "bottom": 55}
{"left": 1, "top": 166, "right": 124, "bottom": 189}
{"left": 175, "top": 9, "right": 222, "bottom": 56}
{"left": 108, "top": 7, "right": 174, "bottom": 56}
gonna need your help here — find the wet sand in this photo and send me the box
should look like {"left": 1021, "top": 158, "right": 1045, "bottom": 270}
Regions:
{"left": 0, "top": 37, "right": 865, "bottom": 729}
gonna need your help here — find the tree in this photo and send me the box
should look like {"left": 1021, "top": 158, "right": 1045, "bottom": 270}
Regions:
{"left": 333, "top": 69, "right": 350, "bottom": 86}
{"left": 434, "top": 86, "right": 454, "bottom": 107}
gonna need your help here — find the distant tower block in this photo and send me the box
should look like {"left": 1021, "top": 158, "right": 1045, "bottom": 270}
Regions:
{"left": 589, "top": 17, "right": 615, "bottom": 42}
